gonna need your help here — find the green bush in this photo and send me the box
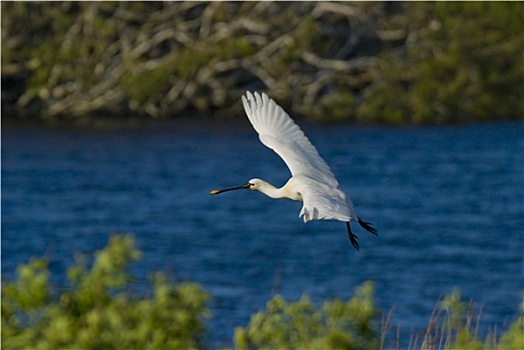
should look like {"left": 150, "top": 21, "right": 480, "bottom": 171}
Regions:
{"left": 233, "top": 281, "right": 380, "bottom": 350}
{"left": 2, "top": 234, "right": 522, "bottom": 350}
{"left": 406, "top": 289, "right": 524, "bottom": 350}
{"left": 497, "top": 301, "right": 524, "bottom": 350}
{"left": 1, "top": 234, "right": 210, "bottom": 350}
{"left": 359, "top": 2, "right": 523, "bottom": 124}
{"left": 2, "top": 2, "right": 522, "bottom": 123}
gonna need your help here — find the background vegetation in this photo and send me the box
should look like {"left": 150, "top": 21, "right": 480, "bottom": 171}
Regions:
{"left": 2, "top": 2, "right": 522, "bottom": 124}
{"left": 2, "top": 234, "right": 523, "bottom": 349}
{"left": 2, "top": 235, "right": 210, "bottom": 350}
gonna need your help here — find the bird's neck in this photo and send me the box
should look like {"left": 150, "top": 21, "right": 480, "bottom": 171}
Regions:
{"left": 257, "top": 181, "right": 287, "bottom": 199}
{"left": 257, "top": 180, "right": 302, "bottom": 201}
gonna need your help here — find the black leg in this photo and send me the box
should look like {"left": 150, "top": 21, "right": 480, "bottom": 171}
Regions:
{"left": 346, "top": 222, "right": 360, "bottom": 251}
{"left": 358, "top": 217, "right": 378, "bottom": 236}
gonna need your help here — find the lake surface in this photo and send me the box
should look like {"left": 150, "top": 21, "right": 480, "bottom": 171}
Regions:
{"left": 2, "top": 121, "right": 523, "bottom": 347}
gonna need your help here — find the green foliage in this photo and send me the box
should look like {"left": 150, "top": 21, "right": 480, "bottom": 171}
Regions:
{"left": 439, "top": 289, "right": 484, "bottom": 349}
{"left": 120, "top": 56, "right": 180, "bottom": 106}
{"left": 497, "top": 299, "right": 524, "bottom": 350}
{"left": 411, "top": 289, "right": 524, "bottom": 350}
{"left": 3, "top": 259, "right": 49, "bottom": 312}
{"left": 1, "top": 234, "right": 210, "bottom": 350}
{"left": 2, "top": 2, "right": 522, "bottom": 123}
{"left": 2, "top": 235, "right": 522, "bottom": 350}
{"left": 233, "top": 281, "right": 379, "bottom": 350}
{"left": 359, "top": 2, "right": 524, "bottom": 124}
{"left": 317, "top": 90, "right": 358, "bottom": 122}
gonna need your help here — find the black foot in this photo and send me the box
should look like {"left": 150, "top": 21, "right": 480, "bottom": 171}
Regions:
{"left": 358, "top": 217, "right": 378, "bottom": 236}
{"left": 346, "top": 222, "right": 360, "bottom": 251}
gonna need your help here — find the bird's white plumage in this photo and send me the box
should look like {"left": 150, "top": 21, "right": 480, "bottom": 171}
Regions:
{"left": 297, "top": 176, "right": 353, "bottom": 222}
{"left": 242, "top": 91, "right": 337, "bottom": 187}
{"left": 242, "top": 91, "right": 357, "bottom": 223}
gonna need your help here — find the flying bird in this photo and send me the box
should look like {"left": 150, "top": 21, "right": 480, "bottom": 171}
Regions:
{"left": 211, "top": 91, "right": 377, "bottom": 250}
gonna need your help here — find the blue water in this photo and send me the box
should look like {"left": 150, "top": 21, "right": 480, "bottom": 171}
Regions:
{"left": 2, "top": 121, "right": 523, "bottom": 347}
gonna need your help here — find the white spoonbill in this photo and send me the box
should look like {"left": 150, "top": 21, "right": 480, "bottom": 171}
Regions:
{"left": 211, "top": 91, "right": 377, "bottom": 250}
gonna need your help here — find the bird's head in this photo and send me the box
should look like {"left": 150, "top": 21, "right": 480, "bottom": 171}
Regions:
{"left": 246, "top": 178, "right": 265, "bottom": 191}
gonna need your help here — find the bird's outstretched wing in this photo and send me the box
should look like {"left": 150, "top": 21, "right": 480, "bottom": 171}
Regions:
{"left": 242, "top": 91, "right": 339, "bottom": 188}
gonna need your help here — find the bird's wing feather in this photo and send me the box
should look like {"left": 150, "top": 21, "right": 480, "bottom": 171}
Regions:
{"left": 298, "top": 180, "right": 353, "bottom": 222}
{"left": 242, "top": 91, "right": 339, "bottom": 187}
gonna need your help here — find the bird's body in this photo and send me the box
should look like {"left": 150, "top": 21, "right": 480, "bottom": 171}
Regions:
{"left": 211, "top": 91, "right": 377, "bottom": 250}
